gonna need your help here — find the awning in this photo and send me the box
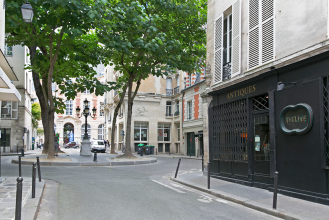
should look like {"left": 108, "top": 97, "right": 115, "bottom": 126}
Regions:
{"left": 0, "top": 66, "right": 21, "bottom": 102}
{"left": 0, "top": 48, "right": 18, "bottom": 81}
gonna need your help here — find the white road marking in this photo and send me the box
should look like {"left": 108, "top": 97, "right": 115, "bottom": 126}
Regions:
{"left": 216, "top": 198, "right": 228, "bottom": 204}
{"left": 152, "top": 180, "right": 186, "bottom": 193}
{"left": 198, "top": 198, "right": 211, "bottom": 203}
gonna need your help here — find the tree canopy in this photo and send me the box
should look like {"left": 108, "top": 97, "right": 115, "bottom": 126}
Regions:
{"left": 5, "top": 0, "right": 112, "bottom": 158}
{"left": 97, "top": 0, "right": 207, "bottom": 157}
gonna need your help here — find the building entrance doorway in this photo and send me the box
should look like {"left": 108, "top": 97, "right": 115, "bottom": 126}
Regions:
{"left": 0, "top": 128, "right": 11, "bottom": 152}
{"left": 63, "top": 123, "right": 74, "bottom": 144}
{"left": 187, "top": 132, "right": 195, "bottom": 156}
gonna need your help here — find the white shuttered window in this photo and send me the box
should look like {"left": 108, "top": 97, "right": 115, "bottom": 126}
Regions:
{"left": 214, "top": 0, "right": 241, "bottom": 84}
{"left": 248, "top": 0, "right": 275, "bottom": 69}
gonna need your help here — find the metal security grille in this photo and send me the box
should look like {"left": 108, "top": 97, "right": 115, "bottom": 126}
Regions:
{"left": 223, "top": 62, "right": 231, "bottom": 81}
{"left": 323, "top": 77, "right": 329, "bottom": 166}
{"left": 253, "top": 94, "right": 269, "bottom": 112}
{"left": 212, "top": 99, "right": 248, "bottom": 161}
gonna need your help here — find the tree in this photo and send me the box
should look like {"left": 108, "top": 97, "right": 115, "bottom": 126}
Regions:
{"left": 31, "top": 103, "right": 41, "bottom": 129}
{"left": 6, "top": 0, "right": 111, "bottom": 159}
{"left": 98, "top": 0, "right": 207, "bottom": 158}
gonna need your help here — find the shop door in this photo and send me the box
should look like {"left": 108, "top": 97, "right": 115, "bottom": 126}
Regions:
{"left": 275, "top": 79, "right": 326, "bottom": 194}
{"left": 187, "top": 133, "right": 195, "bottom": 156}
{"left": 252, "top": 114, "right": 271, "bottom": 185}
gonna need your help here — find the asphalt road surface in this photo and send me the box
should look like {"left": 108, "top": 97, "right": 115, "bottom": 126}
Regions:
{"left": 1, "top": 149, "right": 281, "bottom": 220}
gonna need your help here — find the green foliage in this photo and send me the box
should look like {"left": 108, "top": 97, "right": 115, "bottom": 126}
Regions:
{"left": 97, "top": 0, "right": 207, "bottom": 77}
{"left": 37, "top": 128, "right": 44, "bottom": 136}
{"left": 31, "top": 103, "right": 41, "bottom": 128}
{"left": 5, "top": 0, "right": 113, "bottom": 113}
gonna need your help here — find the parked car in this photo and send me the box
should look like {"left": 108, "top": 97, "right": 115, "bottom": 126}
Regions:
{"left": 64, "top": 142, "right": 79, "bottom": 149}
{"left": 91, "top": 140, "right": 106, "bottom": 153}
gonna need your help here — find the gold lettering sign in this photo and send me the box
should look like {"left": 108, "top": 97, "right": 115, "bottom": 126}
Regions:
{"left": 227, "top": 84, "right": 257, "bottom": 100}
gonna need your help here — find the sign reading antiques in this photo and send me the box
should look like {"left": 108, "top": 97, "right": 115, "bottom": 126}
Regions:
{"left": 280, "top": 103, "right": 313, "bottom": 135}
{"left": 227, "top": 84, "right": 256, "bottom": 100}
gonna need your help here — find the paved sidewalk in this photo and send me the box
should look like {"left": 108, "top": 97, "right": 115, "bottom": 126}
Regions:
{"left": 152, "top": 153, "right": 202, "bottom": 160}
{"left": 0, "top": 177, "right": 45, "bottom": 220}
{"left": 170, "top": 172, "right": 329, "bottom": 220}
{"left": 11, "top": 149, "right": 157, "bottom": 166}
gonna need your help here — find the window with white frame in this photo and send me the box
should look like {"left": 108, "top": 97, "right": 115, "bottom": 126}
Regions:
{"left": 248, "top": 0, "right": 274, "bottom": 69}
{"left": 100, "top": 102, "right": 104, "bottom": 116}
{"left": 166, "top": 101, "right": 172, "bottom": 116}
{"left": 1, "top": 101, "right": 18, "bottom": 119}
{"left": 214, "top": 0, "right": 241, "bottom": 84}
{"left": 52, "top": 83, "right": 56, "bottom": 92}
{"left": 134, "top": 123, "right": 148, "bottom": 141}
{"left": 81, "top": 124, "right": 91, "bottom": 139}
{"left": 66, "top": 100, "right": 73, "bottom": 115}
{"left": 98, "top": 124, "right": 105, "bottom": 140}
{"left": 5, "top": 44, "right": 13, "bottom": 56}
{"left": 158, "top": 124, "right": 170, "bottom": 141}
{"left": 175, "top": 100, "right": 179, "bottom": 114}
{"left": 83, "top": 89, "right": 90, "bottom": 94}
{"left": 187, "top": 101, "right": 192, "bottom": 120}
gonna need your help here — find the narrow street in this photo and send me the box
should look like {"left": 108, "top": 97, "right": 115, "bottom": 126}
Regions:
{"left": 1, "top": 150, "right": 281, "bottom": 220}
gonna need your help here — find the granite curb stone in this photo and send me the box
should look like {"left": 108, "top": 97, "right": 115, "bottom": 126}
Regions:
{"left": 11, "top": 158, "right": 157, "bottom": 166}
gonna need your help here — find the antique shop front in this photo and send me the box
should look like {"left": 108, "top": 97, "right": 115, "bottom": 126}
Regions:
{"left": 208, "top": 51, "right": 329, "bottom": 204}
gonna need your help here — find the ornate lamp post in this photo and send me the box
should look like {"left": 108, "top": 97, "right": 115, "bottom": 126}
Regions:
{"left": 21, "top": 2, "right": 34, "bottom": 23}
{"left": 76, "top": 99, "right": 96, "bottom": 156}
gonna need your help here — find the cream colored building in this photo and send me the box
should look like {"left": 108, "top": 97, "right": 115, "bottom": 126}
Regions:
{"left": 103, "top": 65, "right": 205, "bottom": 155}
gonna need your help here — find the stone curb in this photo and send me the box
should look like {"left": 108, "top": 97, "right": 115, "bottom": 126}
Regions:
{"left": 170, "top": 177, "right": 300, "bottom": 220}
{"left": 22, "top": 180, "right": 45, "bottom": 220}
{"left": 11, "top": 158, "right": 157, "bottom": 166}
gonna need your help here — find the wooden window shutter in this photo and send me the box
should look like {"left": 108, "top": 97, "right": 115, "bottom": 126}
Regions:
{"left": 248, "top": 0, "right": 260, "bottom": 69}
{"left": 248, "top": 0, "right": 275, "bottom": 69}
{"left": 261, "top": 0, "right": 274, "bottom": 63}
{"left": 232, "top": 0, "right": 241, "bottom": 76}
{"left": 214, "top": 14, "right": 223, "bottom": 83}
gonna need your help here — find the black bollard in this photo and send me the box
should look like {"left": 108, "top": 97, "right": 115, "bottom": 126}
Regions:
{"left": 202, "top": 154, "right": 204, "bottom": 172}
{"left": 174, "top": 158, "right": 181, "bottom": 178}
{"left": 18, "top": 156, "right": 22, "bottom": 177}
{"left": 15, "top": 177, "right": 23, "bottom": 220}
{"left": 93, "top": 152, "right": 97, "bottom": 162}
{"left": 36, "top": 157, "right": 41, "bottom": 182}
{"left": 207, "top": 162, "right": 210, "bottom": 189}
{"left": 32, "top": 162, "right": 36, "bottom": 198}
{"left": 21, "top": 148, "right": 24, "bottom": 157}
{"left": 273, "top": 171, "right": 279, "bottom": 209}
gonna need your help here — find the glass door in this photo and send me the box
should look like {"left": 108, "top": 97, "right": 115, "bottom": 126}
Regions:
{"left": 253, "top": 114, "right": 271, "bottom": 184}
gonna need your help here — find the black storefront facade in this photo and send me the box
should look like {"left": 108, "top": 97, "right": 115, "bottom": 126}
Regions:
{"left": 208, "top": 51, "right": 329, "bottom": 205}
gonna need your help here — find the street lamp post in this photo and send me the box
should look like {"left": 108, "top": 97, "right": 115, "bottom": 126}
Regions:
{"left": 76, "top": 98, "right": 97, "bottom": 156}
{"left": 21, "top": 2, "right": 34, "bottom": 23}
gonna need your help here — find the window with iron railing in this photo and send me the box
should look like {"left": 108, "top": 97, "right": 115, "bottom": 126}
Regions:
{"left": 174, "top": 86, "right": 180, "bottom": 95}
{"left": 166, "top": 89, "right": 173, "bottom": 97}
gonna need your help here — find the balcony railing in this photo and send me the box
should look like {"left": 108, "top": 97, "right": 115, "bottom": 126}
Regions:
{"left": 223, "top": 62, "right": 231, "bottom": 81}
{"left": 174, "top": 86, "right": 180, "bottom": 95}
{"left": 165, "top": 113, "right": 173, "bottom": 117}
{"left": 174, "top": 111, "right": 179, "bottom": 116}
{"left": 166, "top": 89, "right": 173, "bottom": 97}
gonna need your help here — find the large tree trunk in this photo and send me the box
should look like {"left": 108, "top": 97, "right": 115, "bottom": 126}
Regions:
{"left": 29, "top": 46, "right": 50, "bottom": 154}
{"left": 110, "top": 85, "right": 127, "bottom": 154}
{"left": 121, "top": 75, "right": 135, "bottom": 158}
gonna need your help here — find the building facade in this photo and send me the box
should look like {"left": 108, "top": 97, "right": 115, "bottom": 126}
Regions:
{"left": 0, "top": 0, "right": 22, "bottom": 153}
{"left": 54, "top": 71, "right": 106, "bottom": 147}
{"left": 206, "top": 0, "right": 329, "bottom": 204}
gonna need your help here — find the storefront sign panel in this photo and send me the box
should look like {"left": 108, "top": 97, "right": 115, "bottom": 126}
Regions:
{"left": 280, "top": 103, "right": 313, "bottom": 135}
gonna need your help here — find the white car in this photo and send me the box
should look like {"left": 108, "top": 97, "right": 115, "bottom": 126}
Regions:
{"left": 91, "top": 140, "right": 106, "bottom": 153}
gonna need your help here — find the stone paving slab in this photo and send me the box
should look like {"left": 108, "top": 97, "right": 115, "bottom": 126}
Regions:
{"left": 0, "top": 177, "right": 45, "bottom": 220}
{"left": 170, "top": 172, "right": 329, "bottom": 220}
